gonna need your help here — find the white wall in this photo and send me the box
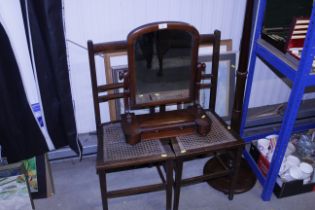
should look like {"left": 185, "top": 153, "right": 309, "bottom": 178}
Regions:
{"left": 247, "top": 49, "right": 315, "bottom": 108}
{"left": 63, "top": 0, "right": 247, "bottom": 133}
{"left": 2, "top": 0, "right": 313, "bottom": 134}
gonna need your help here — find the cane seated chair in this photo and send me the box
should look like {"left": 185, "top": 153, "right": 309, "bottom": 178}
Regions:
{"left": 168, "top": 30, "right": 244, "bottom": 210}
{"left": 87, "top": 40, "right": 174, "bottom": 210}
{"left": 171, "top": 111, "right": 244, "bottom": 210}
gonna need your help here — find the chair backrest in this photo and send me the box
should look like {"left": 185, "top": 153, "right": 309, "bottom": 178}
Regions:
{"left": 87, "top": 23, "right": 221, "bottom": 133}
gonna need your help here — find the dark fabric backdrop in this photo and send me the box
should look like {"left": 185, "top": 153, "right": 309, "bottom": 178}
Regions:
{"left": 0, "top": 23, "right": 49, "bottom": 162}
{"left": 20, "top": 0, "right": 81, "bottom": 155}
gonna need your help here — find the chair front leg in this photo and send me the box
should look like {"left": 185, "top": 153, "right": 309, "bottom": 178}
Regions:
{"left": 98, "top": 171, "right": 109, "bottom": 210}
{"left": 165, "top": 160, "right": 173, "bottom": 210}
{"left": 173, "top": 159, "right": 183, "bottom": 210}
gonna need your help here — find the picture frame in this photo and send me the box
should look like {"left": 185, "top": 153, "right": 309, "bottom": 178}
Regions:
{"left": 0, "top": 162, "right": 34, "bottom": 210}
{"left": 199, "top": 52, "right": 237, "bottom": 120}
{"left": 110, "top": 52, "right": 237, "bottom": 121}
{"left": 103, "top": 39, "right": 234, "bottom": 121}
{"left": 27, "top": 155, "right": 47, "bottom": 199}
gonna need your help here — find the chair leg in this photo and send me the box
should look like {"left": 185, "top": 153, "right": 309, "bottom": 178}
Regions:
{"left": 228, "top": 147, "right": 243, "bottom": 200}
{"left": 173, "top": 159, "right": 183, "bottom": 210}
{"left": 98, "top": 171, "right": 109, "bottom": 210}
{"left": 166, "top": 160, "right": 173, "bottom": 210}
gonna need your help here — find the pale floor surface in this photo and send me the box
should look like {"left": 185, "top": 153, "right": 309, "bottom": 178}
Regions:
{"left": 34, "top": 156, "right": 315, "bottom": 210}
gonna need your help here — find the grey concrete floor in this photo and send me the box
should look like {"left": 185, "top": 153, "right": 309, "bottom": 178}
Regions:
{"left": 34, "top": 156, "right": 315, "bottom": 210}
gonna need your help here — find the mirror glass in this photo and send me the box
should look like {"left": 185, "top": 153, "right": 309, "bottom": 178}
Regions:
{"left": 133, "top": 29, "right": 193, "bottom": 105}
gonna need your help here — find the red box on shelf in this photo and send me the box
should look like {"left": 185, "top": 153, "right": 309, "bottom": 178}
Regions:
{"left": 286, "top": 18, "right": 309, "bottom": 50}
{"left": 257, "top": 152, "right": 270, "bottom": 177}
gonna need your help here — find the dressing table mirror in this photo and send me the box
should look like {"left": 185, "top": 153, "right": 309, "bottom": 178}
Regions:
{"left": 121, "top": 22, "right": 212, "bottom": 144}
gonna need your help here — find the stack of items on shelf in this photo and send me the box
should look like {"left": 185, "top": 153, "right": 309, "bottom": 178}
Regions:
{"left": 256, "top": 131, "right": 315, "bottom": 184}
{"left": 250, "top": 130, "right": 315, "bottom": 198}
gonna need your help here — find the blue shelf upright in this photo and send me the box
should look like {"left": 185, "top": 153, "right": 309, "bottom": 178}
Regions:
{"left": 241, "top": 0, "right": 315, "bottom": 201}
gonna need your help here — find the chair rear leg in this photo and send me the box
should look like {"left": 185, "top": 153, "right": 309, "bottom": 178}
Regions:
{"left": 228, "top": 147, "right": 243, "bottom": 200}
{"left": 173, "top": 160, "right": 183, "bottom": 210}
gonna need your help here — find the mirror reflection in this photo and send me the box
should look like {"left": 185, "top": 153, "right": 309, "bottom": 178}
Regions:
{"left": 134, "top": 29, "right": 193, "bottom": 105}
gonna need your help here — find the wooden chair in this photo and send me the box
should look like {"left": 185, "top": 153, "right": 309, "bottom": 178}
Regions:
{"left": 171, "top": 113, "right": 244, "bottom": 210}
{"left": 87, "top": 40, "right": 174, "bottom": 210}
{"left": 170, "top": 31, "right": 244, "bottom": 210}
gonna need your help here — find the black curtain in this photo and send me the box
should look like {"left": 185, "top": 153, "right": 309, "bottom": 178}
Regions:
{"left": 20, "top": 0, "right": 81, "bottom": 156}
{"left": 0, "top": 23, "right": 49, "bottom": 163}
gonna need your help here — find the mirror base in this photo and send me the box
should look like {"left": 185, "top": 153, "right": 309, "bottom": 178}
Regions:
{"left": 121, "top": 105, "right": 211, "bottom": 145}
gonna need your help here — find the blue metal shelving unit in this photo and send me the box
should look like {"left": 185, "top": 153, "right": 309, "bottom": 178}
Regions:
{"left": 241, "top": 0, "right": 315, "bottom": 201}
